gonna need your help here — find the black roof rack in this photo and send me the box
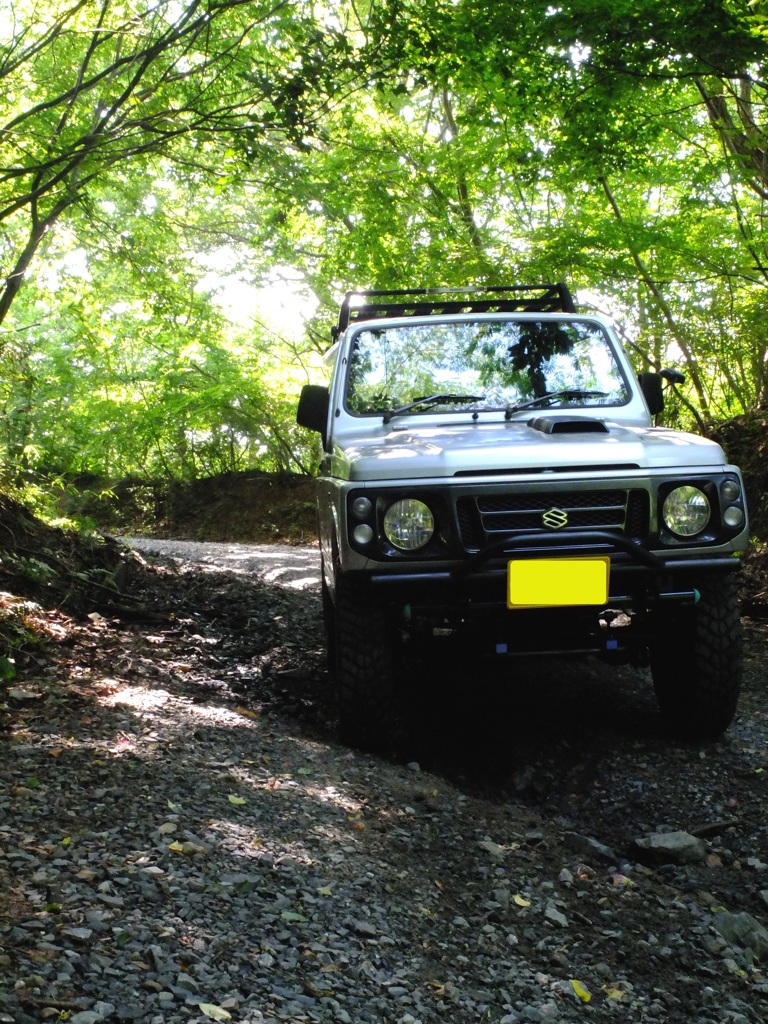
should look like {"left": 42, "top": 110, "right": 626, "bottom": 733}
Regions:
{"left": 334, "top": 283, "right": 575, "bottom": 337}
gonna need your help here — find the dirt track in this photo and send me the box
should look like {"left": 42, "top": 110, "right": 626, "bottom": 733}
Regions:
{"left": 4, "top": 533, "right": 768, "bottom": 1023}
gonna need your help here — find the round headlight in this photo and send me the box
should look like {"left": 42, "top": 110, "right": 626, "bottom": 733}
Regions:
{"left": 383, "top": 499, "right": 435, "bottom": 551}
{"left": 662, "top": 486, "right": 710, "bottom": 537}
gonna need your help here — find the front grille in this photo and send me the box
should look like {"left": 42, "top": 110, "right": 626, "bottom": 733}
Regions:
{"left": 456, "top": 489, "right": 649, "bottom": 549}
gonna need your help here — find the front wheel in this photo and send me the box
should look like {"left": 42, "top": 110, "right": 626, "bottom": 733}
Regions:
{"left": 649, "top": 574, "right": 742, "bottom": 740}
{"left": 334, "top": 574, "right": 399, "bottom": 751}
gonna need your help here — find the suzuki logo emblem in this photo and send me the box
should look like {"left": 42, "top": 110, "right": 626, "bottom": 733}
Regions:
{"left": 542, "top": 507, "right": 568, "bottom": 530}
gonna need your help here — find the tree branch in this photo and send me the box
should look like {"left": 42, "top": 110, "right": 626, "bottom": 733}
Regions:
{"left": 600, "top": 176, "right": 710, "bottom": 415}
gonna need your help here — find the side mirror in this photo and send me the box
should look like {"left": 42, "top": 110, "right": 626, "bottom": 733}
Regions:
{"left": 638, "top": 372, "right": 664, "bottom": 415}
{"left": 297, "top": 384, "right": 330, "bottom": 448}
{"left": 638, "top": 368, "right": 686, "bottom": 416}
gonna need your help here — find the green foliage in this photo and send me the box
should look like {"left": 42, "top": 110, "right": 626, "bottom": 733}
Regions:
{"left": 2, "top": 0, "right": 768, "bottom": 488}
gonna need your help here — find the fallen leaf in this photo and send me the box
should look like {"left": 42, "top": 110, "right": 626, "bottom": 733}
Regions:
{"left": 199, "top": 1005, "right": 232, "bottom": 1022}
{"left": 280, "top": 910, "right": 309, "bottom": 923}
{"left": 570, "top": 979, "right": 592, "bottom": 1003}
{"left": 9, "top": 687, "right": 40, "bottom": 700}
{"left": 317, "top": 885, "right": 333, "bottom": 896}
{"left": 227, "top": 794, "right": 247, "bottom": 805}
{"left": 235, "top": 706, "right": 259, "bottom": 719}
{"left": 513, "top": 894, "right": 531, "bottom": 908}
{"left": 296, "top": 767, "right": 313, "bottom": 775}
{"left": 168, "top": 841, "right": 206, "bottom": 855}
{"left": 602, "top": 985, "right": 626, "bottom": 1001}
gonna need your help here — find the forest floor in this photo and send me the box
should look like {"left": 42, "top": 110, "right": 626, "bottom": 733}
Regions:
{"left": 1, "top": 474, "right": 768, "bottom": 1022}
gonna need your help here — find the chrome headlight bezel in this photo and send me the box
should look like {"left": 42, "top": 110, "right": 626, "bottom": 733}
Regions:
{"left": 383, "top": 498, "right": 435, "bottom": 551}
{"left": 661, "top": 484, "right": 711, "bottom": 538}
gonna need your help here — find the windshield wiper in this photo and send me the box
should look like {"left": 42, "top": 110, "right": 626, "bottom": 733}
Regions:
{"left": 504, "top": 389, "right": 608, "bottom": 420}
{"left": 383, "top": 393, "right": 485, "bottom": 425}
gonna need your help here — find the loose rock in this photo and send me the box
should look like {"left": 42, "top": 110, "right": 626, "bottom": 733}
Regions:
{"left": 634, "top": 830, "right": 708, "bottom": 864}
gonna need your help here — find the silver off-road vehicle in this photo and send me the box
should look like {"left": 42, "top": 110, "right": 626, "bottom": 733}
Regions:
{"left": 298, "top": 284, "right": 749, "bottom": 749}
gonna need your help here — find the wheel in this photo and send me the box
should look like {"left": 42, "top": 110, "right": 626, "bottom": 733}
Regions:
{"left": 649, "top": 574, "right": 742, "bottom": 739}
{"left": 334, "top": 573, "right": 398, "bottom": 750}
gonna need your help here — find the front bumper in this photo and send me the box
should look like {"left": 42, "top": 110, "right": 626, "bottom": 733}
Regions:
{"left": 370, "top": 529, "right": 740, "bottom": 585}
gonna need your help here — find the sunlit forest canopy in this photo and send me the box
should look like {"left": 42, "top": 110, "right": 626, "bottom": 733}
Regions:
{"left": 2, "top": 0, "right": 768, "bottom": 482}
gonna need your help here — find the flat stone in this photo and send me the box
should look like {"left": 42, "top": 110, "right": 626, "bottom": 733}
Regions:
{"left": 478, "top": 839, "right": 506, "bottom": 861}
{"left": 61, "top": 927, "right": 94, "bottom": 942}
{"left": 545, "top": 906, "right": 568, "bottom": 928}
{"left": 634, "top": 830, "right": 707, "bottom": 864}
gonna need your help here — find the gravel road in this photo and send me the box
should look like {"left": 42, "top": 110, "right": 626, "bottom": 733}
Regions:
{"left": 2, "top": 537, "right": 768, "bottom": 1024}
{"left": 122, "top": 538, "right": 322, "bottom": 589}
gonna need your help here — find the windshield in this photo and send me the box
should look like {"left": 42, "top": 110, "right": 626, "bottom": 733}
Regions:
{"left": 345, "top": 318, "right": 630, "bottom": 416}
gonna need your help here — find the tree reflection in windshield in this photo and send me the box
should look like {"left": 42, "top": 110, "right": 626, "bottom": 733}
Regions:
{"left": 345, "top": 319, "right": 629, "bottom": 415}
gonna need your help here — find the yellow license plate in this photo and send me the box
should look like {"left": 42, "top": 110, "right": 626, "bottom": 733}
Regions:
{"left": 507, "top": 556, "right": 610, "bottom": 609}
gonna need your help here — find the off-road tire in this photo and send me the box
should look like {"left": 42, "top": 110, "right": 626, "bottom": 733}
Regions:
{"left": 650, "top": 574, "right": 742, "bottom": 739}
{"left": 334, "top": 573, "right": 397, "bottom": 750}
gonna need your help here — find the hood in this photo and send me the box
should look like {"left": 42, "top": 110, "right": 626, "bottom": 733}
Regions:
{"left": 334, "top": 418, "right": 728, "bottom": 481}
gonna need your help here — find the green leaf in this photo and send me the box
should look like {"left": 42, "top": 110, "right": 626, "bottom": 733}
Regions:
{"left": 280, "top": 910, "right": 309, "bottom": 923}
{"left": 570, "top": 979, "right": 592, "bottom": 1003}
